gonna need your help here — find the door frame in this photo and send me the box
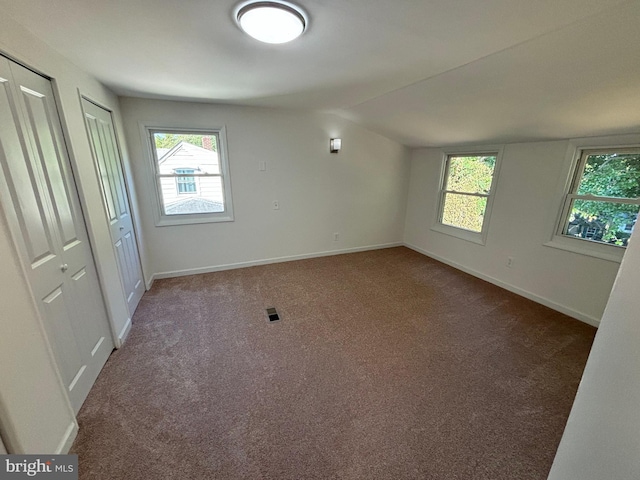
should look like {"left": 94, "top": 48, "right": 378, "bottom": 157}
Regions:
{"left": 48, "top": 80, "right": 129, "bottom": 349}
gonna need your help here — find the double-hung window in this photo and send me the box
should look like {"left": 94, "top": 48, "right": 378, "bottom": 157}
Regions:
{"left": 434, "top": 150, "right": 501, "bottom": 244}
{"left": 557, "top": 148, "right": 640, "bottom": 251}
{"left": 147, "top": 127, "right": 234, "bottom": 226}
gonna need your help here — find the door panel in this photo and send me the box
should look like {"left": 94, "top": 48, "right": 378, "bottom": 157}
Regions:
{"left": 0, "top": 64, "right": 64, "bottom": 303}
{"left": 85, "top": 116, "right": 117, "bottom": 222}
{"left": 122, "top": 231, "right": 138, "bottom": 291}
{"left": 68, "top": 264, "right": 111, "bottom": 357}
{"left": 19, "top": 86, "right": 78, "bottom": 247}
{"left": 105, "top": 123, "right": 129, "bottom": 220}
{"left": 115, "top": 232, "right": 137, "bottom": 303}
{"left": 0, "top": 55, "right": 114, "bottom": 413}
{"left": 97, "top": 119, "right": 127, "bottom": 220}
{"left": 82, "top": 98, "right": 144, "bottom": 316}
{"left": 0, "top": 78, "right": 56, "bottom": 266}
{"left": 41, "top": 285, "right": 84, "bottom": 387}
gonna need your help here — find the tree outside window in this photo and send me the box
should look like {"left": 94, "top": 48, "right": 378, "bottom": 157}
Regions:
{"left": 439, "top": 154, "right": 498, "bottom": 233}
{"left": 561, "top": 150, "right": 640, "bottom": 247}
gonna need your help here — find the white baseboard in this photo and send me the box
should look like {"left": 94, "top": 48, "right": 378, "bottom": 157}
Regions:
{"left": 115, "top": 317, "right": 132, "bottom": 349}
{"left": 56, "top": 421, "right": 78, "bottom": 454}
{"left": 150, "top": 243, "right": 403, "bottom": 283}
{"left": 405, "top": 243, "right": 600, "bottom": 328}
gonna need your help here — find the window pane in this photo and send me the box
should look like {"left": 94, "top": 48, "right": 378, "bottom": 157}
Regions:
{"left": 442, "top": 193, "right": 487, "bottom": 232}
{"left": 577, "top": 153, "right": 640, "bottom": 198}
{"left": 163, "top": 176, "right": 225, "bottom": 215}
{"left": 563, "top": 199, "right": 639, "bottom": 246}
{"left": 446, "top": 155, "right": 497, "bottom": 194}
{"left": 153, "top": 132, "right": 223, "bottom": 216}
{"left": 153, "top": 133, "right": 220, "bottom": 175}
{"left": 153, "top": 133, "right": 217, "bottom": 153}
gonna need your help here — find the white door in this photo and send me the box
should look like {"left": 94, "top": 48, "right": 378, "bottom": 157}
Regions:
{"left": 81, "top": 98, "right": 144, "bottom": 316}
{"left": 0, "top": 56, "right": 114, "bottom": 413}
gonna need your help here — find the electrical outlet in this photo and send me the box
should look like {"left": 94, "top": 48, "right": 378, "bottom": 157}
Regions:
{"left": 259, "top": 161, "right": 266, "bottom": 171}
{"left": 333, "top": 232, "right": 339, "bottom": 241}
{"left": 506, "top": 256, "right": 514, "bottom": 268}
{"left": 273, "top": 200, "right": 280, "bottom": 210}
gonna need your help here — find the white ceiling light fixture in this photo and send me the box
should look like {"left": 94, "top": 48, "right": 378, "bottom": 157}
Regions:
{"left": 237, "top": 1, "right": 307, "bottom": 44}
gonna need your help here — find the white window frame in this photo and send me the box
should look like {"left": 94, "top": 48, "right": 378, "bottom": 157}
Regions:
{"left": 431, "top": 146, "right": 504, "bottom": 245}
{"left": 545, "top": 134, "right": 640, "bottom": 263}
{"left": 142, "top": 125, "right": 234, "bottom": 227}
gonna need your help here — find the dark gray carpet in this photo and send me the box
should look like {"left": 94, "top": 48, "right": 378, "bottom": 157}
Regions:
{"left": 71, "top": 247, "right": 595, "bottom": 479}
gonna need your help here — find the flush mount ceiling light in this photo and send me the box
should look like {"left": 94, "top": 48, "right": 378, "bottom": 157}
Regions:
{"left": 236, "top": 1, "right": 307, "bottom": 44}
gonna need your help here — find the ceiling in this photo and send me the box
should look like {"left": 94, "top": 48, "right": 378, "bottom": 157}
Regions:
{"left": 3, "top": 0, "right": 640, "bottom": 147}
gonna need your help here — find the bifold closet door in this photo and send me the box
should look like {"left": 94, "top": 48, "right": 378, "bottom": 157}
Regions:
{"left": 0, "top": 56, "right": 114, "bottom": 413}
{"left": 81, "top": 98, "right": 144, "bottom": 316}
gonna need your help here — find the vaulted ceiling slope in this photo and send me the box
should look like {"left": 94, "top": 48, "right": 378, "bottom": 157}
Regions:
{"left": 3, "top": 0, "right": 639, "bottom": 146}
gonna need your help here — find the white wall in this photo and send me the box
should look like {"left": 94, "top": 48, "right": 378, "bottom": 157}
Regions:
{"left": 548, "top": 227, "right": 640, "bottom": 479}
{"left": 404, "top": 140, "right": 624, "bottom": 325}
{"left": 120, "top": 98, "right": 410, "bottom": 281}
{"left": 0, "top": 15, "right": 140, "bottom": 452}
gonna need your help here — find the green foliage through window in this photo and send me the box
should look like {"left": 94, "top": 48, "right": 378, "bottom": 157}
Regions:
{"left": 442, "top": 193, "right": 487, "bottom": 232}
{"left": 446, "top": 155, "right": 495, "bottom": 194}
{"left": 441, "top": 155, "right": 497, "bottom": 233}
{"left": 577, "top": 154, "right": 640, "bottom": 198}
{"left": 563, "top": 151, "right": 640, "bottom": 246}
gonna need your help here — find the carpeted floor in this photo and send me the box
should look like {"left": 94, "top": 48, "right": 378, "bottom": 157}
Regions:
{"left": 71, "top": 247, "right": 596, "bottom": 479}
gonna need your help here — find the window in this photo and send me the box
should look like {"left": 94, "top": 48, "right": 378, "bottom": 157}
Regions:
{"left": 175, "top": 169, "right": 197, "bottom": 194}
{"left": 434, "top": 150, "right": 501, "bottom": 244}
{"left": 147, "top": 128, "right": 234, "bottom": 226}
{"left": 558, "top": 148, "right": 640, "bottom": 249}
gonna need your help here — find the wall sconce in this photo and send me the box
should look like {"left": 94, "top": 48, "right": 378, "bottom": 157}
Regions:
{"left": 330, "top": 138, "right": 342, "bottom": 153}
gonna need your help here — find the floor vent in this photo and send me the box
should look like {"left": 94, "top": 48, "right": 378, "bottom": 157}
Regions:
{"left": 266, "top": 307, "right": 280, "bottom": 322}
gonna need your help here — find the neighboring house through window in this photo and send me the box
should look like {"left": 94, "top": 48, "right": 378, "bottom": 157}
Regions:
{"left": 146, "top": 128, "right": 234, "bottom": 226}
{"left": 433, "top": 148, "right": 503, "bottom": 244}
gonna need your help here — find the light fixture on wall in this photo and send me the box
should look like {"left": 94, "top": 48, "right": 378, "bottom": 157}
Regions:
{"left": 236, "top": 1, "right": 307, "bottom": 44}
{"left": 330, "top": 138, "right": 342, "bottom": 154}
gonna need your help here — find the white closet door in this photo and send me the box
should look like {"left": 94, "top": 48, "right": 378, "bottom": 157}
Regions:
{"left": 0, "top": 56, "right": 114, "bottom": 413}
{"left": 82, "top": 98, "right": 144, "bottom": 316}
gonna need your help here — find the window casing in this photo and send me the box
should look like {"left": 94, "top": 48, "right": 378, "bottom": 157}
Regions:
{"left": 146, "top": 127, "right": 234, "bottom": 226}
{"left": 555, "top": 148, "right": 639, "bottom": 252}
{"left": 432, "top": 148, "right": 502, "bottom": 244}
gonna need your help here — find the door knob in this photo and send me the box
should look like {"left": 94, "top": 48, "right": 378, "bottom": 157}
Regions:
{"left": 119, "top": 226, "right": 125, "bottom": 231}
{"left": 60, "top": 264, "right": 69, "bottom": 272}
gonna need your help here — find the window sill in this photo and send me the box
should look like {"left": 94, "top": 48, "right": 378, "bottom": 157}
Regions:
{"left": 544, "top": 236, "right": 624, "bottom": 263}
{"left": 155, "top": 213, "right": 234, "bottom": 227}
{"left": 431, "top": 223, "right": 486, "bottom": 245}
